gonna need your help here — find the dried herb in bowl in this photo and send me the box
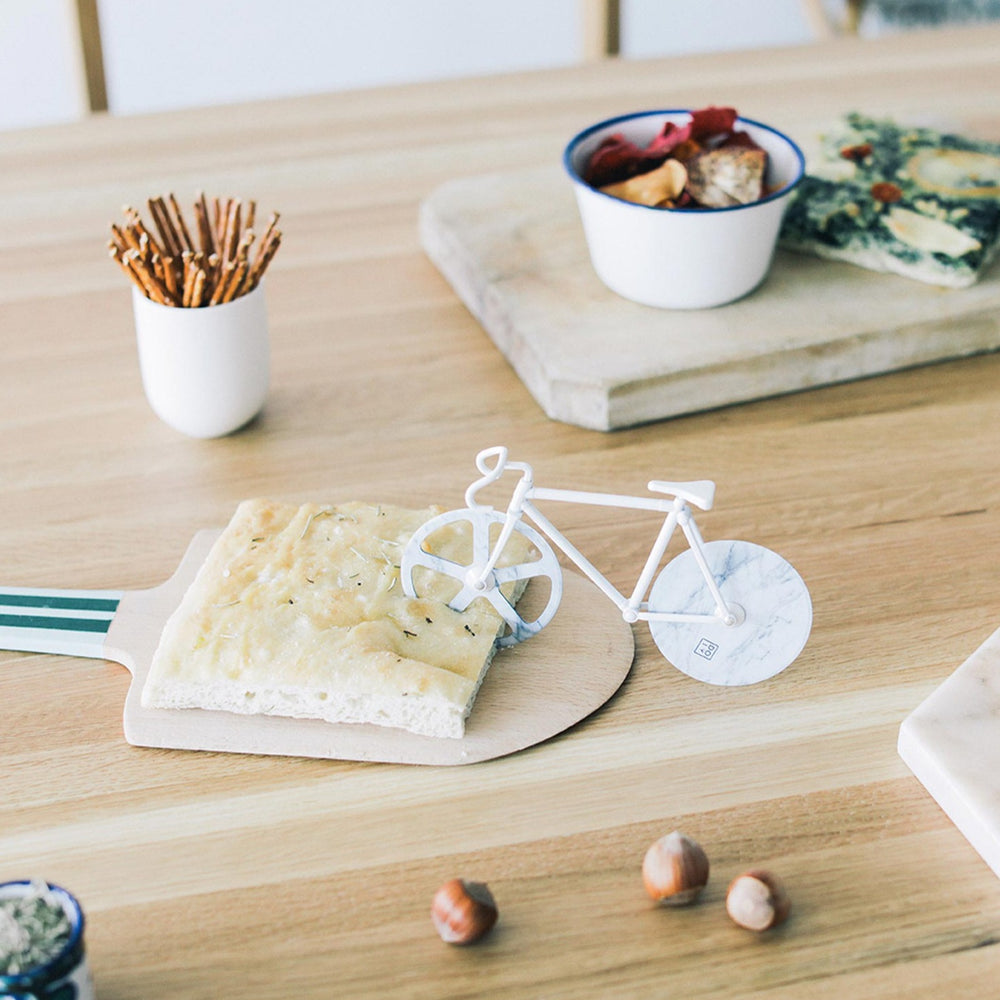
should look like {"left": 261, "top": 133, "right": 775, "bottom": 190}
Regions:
{"left": 0, "top": 880, "right": 72, "bottom": 976}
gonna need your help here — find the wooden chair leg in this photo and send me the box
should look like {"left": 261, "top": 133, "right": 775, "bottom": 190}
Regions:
{"left": 802, "top": 0, "right": 867, "bottom": 36}
{"left": 582, "top": 0, "right": 621, "bottom": 59}
{"left": 74, "top": 0, "right": 108, "bottom": 112}
{"left": 846, "top": 0, "right": 866, "bottom": 32}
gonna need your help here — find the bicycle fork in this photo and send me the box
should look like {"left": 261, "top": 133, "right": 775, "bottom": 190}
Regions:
{"left": 467, "top": 472, "right": 536, "bottom": 594}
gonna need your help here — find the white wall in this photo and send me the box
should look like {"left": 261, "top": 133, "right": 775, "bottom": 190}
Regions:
{"left": 97, "top": 0, "right": 583, "bottom": 115}
{"left": 1, "top": 0, "right": 822, "bottom": 130}
{"left": 622, "top": 0, "right": 814, "bottom": 56}
{"left": 0, "top": 0, "right": 87, "bottom": 129}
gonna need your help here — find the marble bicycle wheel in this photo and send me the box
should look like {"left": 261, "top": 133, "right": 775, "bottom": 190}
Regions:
{"left": 647, "top": 540, "right": 812, "bottom": 686}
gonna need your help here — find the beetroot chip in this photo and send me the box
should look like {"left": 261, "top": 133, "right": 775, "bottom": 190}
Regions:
{"left": 688, "top": 106, "right": 738, "bottom": 140}
{"left": 718, "top": 129, "right": 762, "bottom": 151}
{"left": 646, "top": 121, "right": 692, "bottom": 157}
{"left": 588, "top": 119, "right": 701, "bottom": 186}
{"left": 585, "top": 134, "right": 665, "bottom": 187}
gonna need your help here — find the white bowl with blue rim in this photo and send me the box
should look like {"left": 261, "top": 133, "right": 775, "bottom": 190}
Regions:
{"left": 563, "top": 109, "right": 805, "bottom": 309}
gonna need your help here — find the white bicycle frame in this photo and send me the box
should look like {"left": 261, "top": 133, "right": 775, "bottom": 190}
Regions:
{"left": 465, "top": 447, "right": 742, "bottom": 628}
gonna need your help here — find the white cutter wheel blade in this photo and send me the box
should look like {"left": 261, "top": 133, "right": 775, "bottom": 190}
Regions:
{"left": 400, "top": 508, "right": 563, "bottom": 646}
{"left": 648, "top": 539, "right": 812, "bottom": 686}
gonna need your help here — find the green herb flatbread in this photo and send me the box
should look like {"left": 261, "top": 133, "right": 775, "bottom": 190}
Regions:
{"left": 780, "top": 112, "right": 1000, "bottom": 287}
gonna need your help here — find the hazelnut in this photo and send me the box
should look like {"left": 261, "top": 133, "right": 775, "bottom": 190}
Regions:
{"left": 642, "top": 831, "right": 709, "bottom": 906}
{"left": 725, "top": 869, "right": 791, "bottom": 931}
{"left": 431, "top": 878, "right": 498, "bottom": 945}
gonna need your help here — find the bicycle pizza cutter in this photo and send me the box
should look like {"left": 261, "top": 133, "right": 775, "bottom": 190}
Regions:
{"left": 401, "top": 447, "right": 813, "bottom": 686}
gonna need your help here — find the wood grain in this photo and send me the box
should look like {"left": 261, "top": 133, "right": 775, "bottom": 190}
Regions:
{"left": 2, "top": 23, "right": 1000, "bottom": 999}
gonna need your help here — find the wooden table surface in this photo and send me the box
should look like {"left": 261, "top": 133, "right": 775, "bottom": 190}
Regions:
{"left": 2, "top": 23, "right": 1000, "bottom": 999}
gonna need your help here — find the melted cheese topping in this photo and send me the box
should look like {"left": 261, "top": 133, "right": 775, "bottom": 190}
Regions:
{"left": 881, "top": 206, "right": 982, "bottom": 257}
{"left": 907, "top": 149, "right": 1000, "bottom": 199}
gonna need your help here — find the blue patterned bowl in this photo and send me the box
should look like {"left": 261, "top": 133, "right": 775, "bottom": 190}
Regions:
{"left": 0, "top": 881, "right": 94, "bottom": 1000}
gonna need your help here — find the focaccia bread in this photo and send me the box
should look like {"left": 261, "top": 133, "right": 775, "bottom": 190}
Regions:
{"left": 779, "top": 113, "right": 1000, "bottom": 287}
{"left": 141, "top": 499, "right": 533, "bottom": 739}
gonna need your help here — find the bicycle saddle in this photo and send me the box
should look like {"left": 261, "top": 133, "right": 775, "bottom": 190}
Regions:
{"left": 646, "top": 479, "right": 716, "bottom": 510}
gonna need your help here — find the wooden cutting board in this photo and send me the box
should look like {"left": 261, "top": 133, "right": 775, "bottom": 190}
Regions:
{"left": 0, "top": 530, "right": 635, "bottom": 765}
{"left": 419, "top": 166, "right": 1000, "bottom": 431}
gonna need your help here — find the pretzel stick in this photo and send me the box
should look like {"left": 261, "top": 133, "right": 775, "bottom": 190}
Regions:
{"left": 246, "top": 215, "right": 279, "bottom": 285}
{"left": 212, "top": 197, "right": 224, "bottom": 247}
{"left": 148, "top": 197, "right": 183, "bottom": 258}
{"left": 138, "top": 256, "right": 172, "bottom": 305}
{"left": 137, "top": 232, "right": 155, "bottom": 267}
{"left": 124, "top": 249, "right": 171, "bottom": 305}
{"left": 155, "top": 196, "right": 184, "bottom": 257}
{"left": 120, "top": 207, "right": 141, "bottom": 239}
{"left": 109, "top": 224, "right": 130, "bottom": 255}
{"left": 127, "top": 210, "right": 165, "bottom": 260}
{"left": 218, "top": 231, "right": 254, "bottom": 303}
{"left": 256, "top": 212, "right": 280, "bottom": 255}
{"left": 167, "top": 193, "right": 195, "bottom": 253}
{"left": 244, "top": 200, "right": 257, "bottom": 232}
{"left": 194, "top": 194, "right": 216, "bottom": 256}
{"left": 109, "top": 244, "right": 128, "bottom": 271}
{"left": 110, "top": 245, "right": 145, "bottom": 295}
{"left": 125, "top": 226, "right": 145, "bottom": 257}
{"left": 246, "top": 231, "right": 281, "bottom": 290}
{"left": 152, "top": 253, "right": 166, "bottom": 286}
{"left": 159, "top": 254, "right": 179, "bottom": 302}
{"left": 194, "top": 254, "right": 210, "bottom": 300}
{"left": 114, "top": 247, "right": 160, "bottom": 303}
{"left": 181, "top": 253, "right": 197, "bottom": 308}
{"left": 145, "top": 200, "right": 174, "bottom": 258}
{"left": 204, "top": 253, "right": 220, "bottom": 297}
{"left": 115, "top": 216, "right": 144, "bottom": 256}
{"left": 220, "top": 198, "right": 241, "bottom": 268}
{"left": 190, "top": 268, "right": 207, "bottom": 308}
{"left": 234, "top": 228, "right": 255, "bottom": 266}
{"left": 209, "top": 262, "right": 234, "bottom": 305}
{"left": 219, "top": 260, "right": 249, "bottom": 303}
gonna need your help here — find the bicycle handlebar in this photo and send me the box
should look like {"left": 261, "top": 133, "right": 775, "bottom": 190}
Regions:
{"left": 474, "top": 445, "right": 508, "bottom": 477}
{"left": 466, "top": 446, "right": 533, "bottom": 510}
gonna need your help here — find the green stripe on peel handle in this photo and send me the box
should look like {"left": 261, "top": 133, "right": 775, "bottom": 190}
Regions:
{"left": 0, "top": 587, "right": 123, "bottom": 659}
{"left": 0, "top": 614, "right": 114, "bottom": 633}
{"left": 0, "top": 592, "right": 120, "bottom": 613}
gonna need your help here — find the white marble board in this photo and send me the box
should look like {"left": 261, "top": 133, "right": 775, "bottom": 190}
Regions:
{"left": 420, "top": 166, "right": 1000, "bottom": 431}
{"left": 898, "top": 627, "right": 1000, "bottom": 879}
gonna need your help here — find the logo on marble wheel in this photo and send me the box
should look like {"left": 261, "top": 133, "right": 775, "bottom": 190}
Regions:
{"left": 693, "top": 638, "right": 719, "bottom": 660}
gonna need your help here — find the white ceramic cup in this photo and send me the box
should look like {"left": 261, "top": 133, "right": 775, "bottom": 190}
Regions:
{"left": 563, "top": 110, "right": 805, "bottom": 309}
{"left": 132, "top": 284, "right": 270, "bottom": 438}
